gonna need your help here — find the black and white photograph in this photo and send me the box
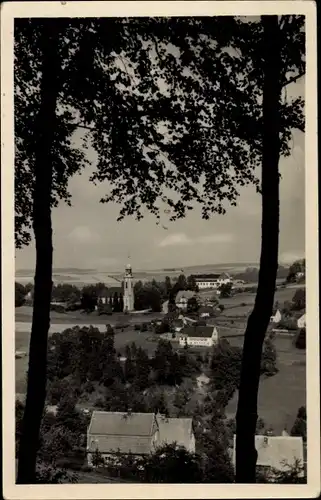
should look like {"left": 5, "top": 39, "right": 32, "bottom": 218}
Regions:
{"left": 1, "top": 1, "right": 319, "bottom": 498}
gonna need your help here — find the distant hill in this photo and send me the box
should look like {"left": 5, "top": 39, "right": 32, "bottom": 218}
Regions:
{"left": 15, "top": 262, "right": 289, "bottom": 286}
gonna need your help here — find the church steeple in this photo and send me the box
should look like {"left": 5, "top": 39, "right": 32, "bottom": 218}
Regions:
{"left": 123, "top": 260, "right": 134, "bottom": 312}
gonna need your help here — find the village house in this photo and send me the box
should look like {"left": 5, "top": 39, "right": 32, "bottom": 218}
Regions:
{"left": 193, "top": 272, "right": 232, "bottom": 290}
{"left": 97, "top": 286, "right": 122, "bottom": 306}
{"left": 232, "top": 434, "right": 304, "bottom": 478}
{"left": 297, "top": 313, "right": 306, "bottom": 329}
{"left": 175, "top": 290, "right": 198, "bottom": 311}
{"left": 179, "top": 324, "right": 219, "bottom": 348}
{"left": 199, "top": 305, "right": 213, "bottom": 318}
{"left": 86, "top": 411, "right": 195, "bottom": 466}
{"left": 295, "top": 271, "right": 305, "bottom": 281}
{"left": 162, "top": 300, "right": 169, "bottom": 314}
{"left": 270, "top": 309, "right": 282, "bottom": 324}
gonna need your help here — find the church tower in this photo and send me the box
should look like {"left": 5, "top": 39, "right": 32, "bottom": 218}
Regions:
{"left": 123, "top": 262, "right": 134, "bottom": 312}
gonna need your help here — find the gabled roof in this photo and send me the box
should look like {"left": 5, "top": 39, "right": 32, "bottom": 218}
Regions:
{"left": 156, "top": 416, "right": 194, "bottom": 451}
{"left": 193, "top": 274, "right": 221, "bottom": 281}
{"left": 87, "top": 411, "right": 195, "bottom": 456}
{"left": 88, "top": 411, "right": 157, "bottom": 456}
{"left": 181, "top": 325, "right": 215, "bottom": 338}
{"left": 89, "top": 411, "right": 155, "bottom": 436}
{"left": 232, "top": 435, "right": 304, "bottom": 474}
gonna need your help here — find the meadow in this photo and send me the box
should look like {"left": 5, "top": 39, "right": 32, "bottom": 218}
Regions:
{"left": 15, "top": 284, "right": 306, "bottom": 433}
{"left": 225, "top": 335, "right": 306, "bottom": 434}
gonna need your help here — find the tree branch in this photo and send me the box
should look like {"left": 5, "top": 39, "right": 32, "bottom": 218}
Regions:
{"left": 281, "top": 71, "right": 305, "bottom": 88}
{"left": 151, "top": 33, "right": 162, "bottom": 61}
{"left": 117, "top": 54, "right": 135, "bottom": 84}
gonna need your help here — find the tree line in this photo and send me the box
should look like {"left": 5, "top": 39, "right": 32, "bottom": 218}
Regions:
{"left": 46, "top": 327, "right": 203, "bottom": 407}
{"left": 15, "top": 273, "right": 199, "bottom": 313}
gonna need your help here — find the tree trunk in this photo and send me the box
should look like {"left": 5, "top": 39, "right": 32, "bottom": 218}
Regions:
{"left": 17, "top": 21, "right": 61, "bottom": 483}
{"left": 235, "top": 15, "right": 282, "bottom": 483}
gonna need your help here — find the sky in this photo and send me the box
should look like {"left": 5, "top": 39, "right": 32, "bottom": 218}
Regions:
{"left": 15, "top": 79, "right": 305, "bottom": 273}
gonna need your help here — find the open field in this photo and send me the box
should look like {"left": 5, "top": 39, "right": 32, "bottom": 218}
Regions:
{"left": 226, "top": 336, "right": 306, "bottom": 434}
{"left": 15, "top": 306, "right": 163, "bottom": 325}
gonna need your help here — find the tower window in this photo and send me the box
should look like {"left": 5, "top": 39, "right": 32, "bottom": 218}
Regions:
{"left": 125, "top": 282, "right": 128, "bottom": 288}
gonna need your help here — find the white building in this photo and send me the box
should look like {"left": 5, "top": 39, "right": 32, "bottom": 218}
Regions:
{"left": 179, "top": 325, "right": 218, "bottom": 348}
{"left": 270, "top": 309, "right": 282, "bottom": 324}
{"left": 297, "top": 313, "right": 306, "bottom": 329}
{"left": 194, "top": 273, "right": 231, "bottom": 290}
{"left": 232, "top": 434, "right": 304, "bottom": 478}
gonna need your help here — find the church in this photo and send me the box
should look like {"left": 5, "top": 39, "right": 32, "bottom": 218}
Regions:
{"left": 123, "top": 263, "right": 135, "bottom": 312}
{"left": 98, "top": 262, "right": 135, "bottom": 313}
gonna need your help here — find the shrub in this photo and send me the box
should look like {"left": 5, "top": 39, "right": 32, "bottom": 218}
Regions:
{"left": 210, "top": 341, "right": 242, "bottom": 406}
{"left": 278, "top": 318, "right": 297, "bottom": 330}
{"left": 291, "top": 406, "right": 307, "bottom": 442}
{"left": 50, "top": 304, "right": 66, "bottom": 313}
{"left": 295, "top": 328, "right": 306, "bottom": 349}
{"left": 261, "top": 339, "right": 278, "bottom": 376}
{"left": 291, "top": 288, "right": 306, "bottom": 311}
{"left": 94, "top": 397, "right": 105, "bottom": 409}
{"left": 80, "top": 465, "right": 92, "bottom": 472}
{"left": 15, "top": 282, "right": 26, "bottom": 307}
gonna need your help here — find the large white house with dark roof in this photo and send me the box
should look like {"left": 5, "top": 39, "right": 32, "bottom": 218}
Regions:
{"left": 179, "top": 324, "right": 219, "bottom": 347}
{"left": 193, "top": 272, "right": 232, "bottom": 290}
{"left": 87, "top": 411, "right": 195, "bottom": 465}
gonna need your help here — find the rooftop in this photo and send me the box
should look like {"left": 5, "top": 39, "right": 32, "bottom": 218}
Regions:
{"left": 156, "top": 416, "right": 194, "bottom": 450}
{"left": 232, "top": 435, "right": 304, "bottom": 475}
{"left": 89, "top": 411, "right": 155, "bottom": 437}
{"left": 181, "top": 325, "right": 215, "bottom": 338}
{"left": 193, "top": 274, "right": 220, "bottom": 280}
{"left": 87, "top": 411, "right": 194, "bottom": 456}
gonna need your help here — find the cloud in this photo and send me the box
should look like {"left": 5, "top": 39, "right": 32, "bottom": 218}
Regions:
{"left": 68, "top": 225, "right": 100, "bottom": 244}
{"left": 159, "top": 233, "right": 191, "bottom": 247}
{"left": 158, "top": 232, "right": 234, "bottom": 248}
